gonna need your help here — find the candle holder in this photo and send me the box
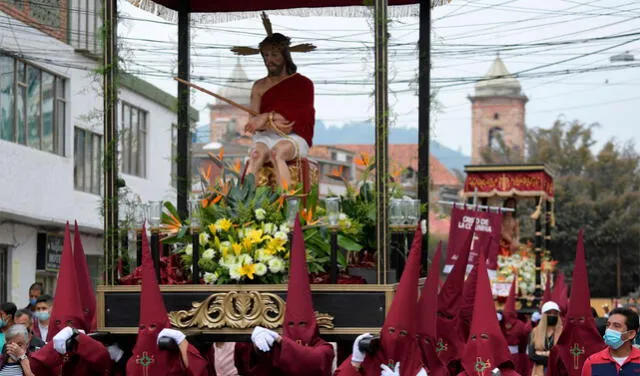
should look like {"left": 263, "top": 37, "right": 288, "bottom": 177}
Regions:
{"left": 325, "top": 197, "right": 340, "bottom": 226}
{"left": 390, "top": 198, "right": 404, "bottom": 225}
{"left": 285, "top": 197, "right": 300, "bottom": 227}
{"left": 189, "top": 198, "right": 201, "bottom": 284}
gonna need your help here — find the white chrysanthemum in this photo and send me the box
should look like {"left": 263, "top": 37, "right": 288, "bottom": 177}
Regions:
{"left": 238, "top": 254, "right": 254, "bottom": 265}
{"left": 229, "top": 264, "right": 242, "bottom": 280}
{"left": 268, "top": 257, "right": 285, "bottom": 274}
{"left": 274, "top": 231, "right": 288, "bottom": 241}
{"left": 338, "top": 213, "right": 347, "bottom": 221}
{"left": 203, "top": 272, "right": 218, "bottom": 284}
{"left": 279, "top": 224, "right": 290, "bottom": 233}
{"left": 202, "top": 248, "right": 216, "bottom": 260}
{"left": 184, "top": 244, "right": 193, "bottom": 256}
{"left": 255, "top": 248, "right": 274, "bottom": 263}
{"left": 255, "top": 208, "right": 266, "bottom": 221}
{"left": 199, "top": 232, "right": 210, "bottom": 246}
{"left": 219, "top": 255, "right": 237, "bottom": 268}
{"left": 263, "top": 223, "right": 277, "bottom": 235}
{"left": 254, "top": 263, "right": 268, "bottom": 276}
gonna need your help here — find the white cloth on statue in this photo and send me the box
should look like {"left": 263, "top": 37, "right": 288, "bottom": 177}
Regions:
{"left": 251, "top": 130, "right": 309, "bottom": 158}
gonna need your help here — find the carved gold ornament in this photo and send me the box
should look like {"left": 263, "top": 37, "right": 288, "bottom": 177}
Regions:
{"left": 168, "top": 290, "right": 334, "bottom": 330}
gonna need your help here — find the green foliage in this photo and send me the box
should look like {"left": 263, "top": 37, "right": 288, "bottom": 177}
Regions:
{"left": 525, "top": 119, "right": 640, "bottom": 297}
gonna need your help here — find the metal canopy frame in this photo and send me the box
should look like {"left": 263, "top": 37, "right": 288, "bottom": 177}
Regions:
{"left": 102, "top": 0, "right": 435, "bottom": 285}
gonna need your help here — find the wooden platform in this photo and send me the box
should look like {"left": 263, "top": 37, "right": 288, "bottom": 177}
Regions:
{"left": 97, "top": 284, "right": 396, "bottom": 341}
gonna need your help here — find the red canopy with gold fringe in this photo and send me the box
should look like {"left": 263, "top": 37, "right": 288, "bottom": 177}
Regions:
{"left": 463, "top": 164, "right": 555, "bottom": 201}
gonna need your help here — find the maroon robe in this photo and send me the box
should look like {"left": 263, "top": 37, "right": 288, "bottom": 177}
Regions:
{"left": 501, "top": 280, "right": 532, "bottom": 376}
{"left": 259, "top": 73, "right": 315, "bottom": 146}
{"left": 29, "top": 333, "right": 112, "bottom": 376}
{"left": 235, "top": 337, "right": 334, "bottom": 376}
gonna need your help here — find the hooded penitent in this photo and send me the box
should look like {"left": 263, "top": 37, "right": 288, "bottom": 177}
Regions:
{"left": 47, "top": 223, "right": 87, "bottom": 341}
{"left": 459, "top": 238, "right": 491, "bottom": 341}
{"left": 126, "top": 227, "right": 207, "bottom": 376}
{"left": 417, "top": 242, "right": 448, "bottom": 376}
{"left": 436, "top": 222, "right": 476, "bottom": 366}
{"left": 283, "top": 216, "right": 319, "bottom": 345}
{"left": 377, "top": 227, "right": 424, "bottom": 375}
{"left": 460, "top": 252, "right": 515, "bottom": 376}
{"left": 548, "top": 230, "right": 605, "bottom": 376}
{"left": 74, "top": 221, "right": 97, "bottom": 333}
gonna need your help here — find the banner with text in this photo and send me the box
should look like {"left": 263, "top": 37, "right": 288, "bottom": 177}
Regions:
{"left": 443, "top": 207, "right": 502, "bottom": 274}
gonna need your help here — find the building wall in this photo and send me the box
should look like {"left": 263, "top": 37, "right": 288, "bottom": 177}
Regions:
{"left": 209, "top": 105, "right": 250, "bottom": 142}
{"left": 0, "top": 9, "right": 182, "bottom": 303}
{"left": 470, "top": 97, "right": 526, "bottom": 164}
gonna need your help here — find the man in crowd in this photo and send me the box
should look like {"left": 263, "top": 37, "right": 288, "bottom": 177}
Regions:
{"left": 24, "top": 283, "right": 43, "bottom": 313}
{"left": 31, "top": 295, "right": 52, "bottom": 343}
{"left": 0, "top": 303, "right": 17, "bottom": 350}
{"left": 581, "top": 307, "right": 640, "bottom": 376}
{"left": 13, "top": 310, "right": 44, "bottom": 352}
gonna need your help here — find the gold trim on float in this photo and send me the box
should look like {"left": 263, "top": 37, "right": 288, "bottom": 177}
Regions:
{"left": 97, "top": 284, "right": 396, "bottom": 293}
{"left": 99, "top": 327, "right": 379, "bottom": 335}
{"left": 464, "top": 165, "right": 548, "bottom": 173}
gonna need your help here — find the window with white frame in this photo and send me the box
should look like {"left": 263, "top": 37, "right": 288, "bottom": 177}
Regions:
{"left": 74, "top": 127, "right": 102, "bottom": 194}
{"left": 0, "top": 54, "right": 66, "bottom": 155}
{"left": 120, "top": 102, "right": 147, "bottom": 178}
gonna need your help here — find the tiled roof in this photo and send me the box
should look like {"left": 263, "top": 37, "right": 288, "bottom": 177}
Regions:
{"left": 334, "top": 144, "right": 461, "bottom": 187}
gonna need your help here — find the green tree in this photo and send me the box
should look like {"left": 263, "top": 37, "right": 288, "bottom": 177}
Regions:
{"left": 525, "top": 120, "right": 640, "bottom": 297}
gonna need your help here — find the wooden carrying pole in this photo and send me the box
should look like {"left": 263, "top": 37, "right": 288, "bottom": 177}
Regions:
{"left": 173, "top": 77, "right": 258, "bottom": 116}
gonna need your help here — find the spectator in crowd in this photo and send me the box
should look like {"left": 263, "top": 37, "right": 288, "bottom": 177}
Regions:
{"left": 31, "top": 295, "right": 52, "bottom": 343}
{"left": 24, "top": 284, "right": 43, "bottom": 313}
{"left": 0, "top": 303, "right": 17, "bottom": 351}
{"left": 529, "top": 301, "right": 563, "bottom": 376}
{"left": 582, "top": 307, "right": 640, "bottom": 376}
{"left": 0, "top": 324, "right": 35, "bottom": 376}
{"left": 12, "top": 310, "right": 44, "bottom": 352}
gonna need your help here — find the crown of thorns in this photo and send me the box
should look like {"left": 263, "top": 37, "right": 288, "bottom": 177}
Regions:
{"left": 230, "top": 12, "right": 316, "bottom": 56}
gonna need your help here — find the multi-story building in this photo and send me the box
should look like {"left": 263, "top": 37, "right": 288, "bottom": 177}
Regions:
{"left": 0, "top": 1, "right": 197, "bottom": 305}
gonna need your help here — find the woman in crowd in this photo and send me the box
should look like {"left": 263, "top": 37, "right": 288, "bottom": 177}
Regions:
{"left": 528, "top": 301, "right": 563, "bottom": 376}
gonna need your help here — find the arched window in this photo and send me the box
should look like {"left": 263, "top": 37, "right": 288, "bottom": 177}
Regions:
{"left": 488, "top": 127, "right": 504, "bottom": 150}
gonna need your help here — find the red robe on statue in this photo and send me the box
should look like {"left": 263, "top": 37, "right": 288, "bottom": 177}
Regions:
{"left": 259, "top": 73, "right": 315, "bottom": 146}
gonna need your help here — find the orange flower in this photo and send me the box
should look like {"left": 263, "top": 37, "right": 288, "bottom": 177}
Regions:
{"left": 202, "top": 194, "right": 222, "bottom": 208}
{"left": 355, "top": 152, "right": 372, "bottom": 167}
{"left": 217, "top": 148, "right": 224, "bottom": 161}
{"left": 229, "top": 159, "right": 242, "bottom": 174}
{"left": 275, "top": 179, "right": 300, "bottom": 209}
{"left": 163, "top": 212, "right": 182, "bottom": 235}
{"left": 200, "top": 165, "right": 212, "bottom": 182}
{"left": 328, "top": 165, "right": 344, "bottom": 179}
{"left": 301, "top": 208, "right": 319, "bottom": 225}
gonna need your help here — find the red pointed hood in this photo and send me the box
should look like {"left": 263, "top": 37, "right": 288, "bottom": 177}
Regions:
{"left": 553, "top": 230, "right": 605, "bottom": 376}
{"left": 552, "top": 272, "right": 569, "bottom": 315}
{"left": 283, "top": 216, "right": 318, "bottom": 345}
{"left": 380, "top": 227, "right": 423, "bottom": 368}
{"left": 542, "top": 271, "right": 552, "bottom": 306}
{"left": 438, "top": 221, "right": 476, "bottom": 317}
{"left": 459, "top": 236, "right": 491, "bottom": 341}
{"left": 461, "top": 253, "right": 513, "bottom": 376}
{"left": 48, "top": 223, "right": 87, "bottom": 341}
{"left": 127, "top": 226, "right": 179, "bottom": 376}
{"left": 74, "top": 221, "right": 97, "bottom": 333}
{"left": 417, "top": 242, "right": 448, "bottom": 376}
{"left": 503, "top": 278, "right": 518, "bottom": 322}
{"left": 501, "top": 277, "right": 528, "bottom": 345}
{"left": 436, "top": 222, "right": 475, "bottom": 365}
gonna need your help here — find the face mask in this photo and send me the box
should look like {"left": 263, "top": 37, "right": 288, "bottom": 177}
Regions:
{"left": 29, "top": 298, "right": 37, "bottom": 306}
{"left": 547, "top": 316, "right": 558, "bottom": 326}
{"left": 604, "top": 328, "right": 628, "bottom": 350}
{"left": 0, "top": 319, "right": 6, "bottom": 328}
{"left": 35, "top": 311, "right": 50, "bottom": 321}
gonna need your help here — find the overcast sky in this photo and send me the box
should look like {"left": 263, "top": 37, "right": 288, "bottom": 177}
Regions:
{"left": 119, "top": 0, "right": 640, "bottom": 156}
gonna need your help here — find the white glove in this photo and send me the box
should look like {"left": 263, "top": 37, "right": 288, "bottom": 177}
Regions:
{"left": 531, "top": 311, "right": 542, "bottom": 323}
{"left": 157, "top": 328, "right": 186, "bottom": 346}
{"left": 381, "top": 362, "right": 400, "bottom": 376}
{"left": 107, "top": 343, "right": 124, "bottom": 362}
{"left": 53, "top": 327, "right": 75, "bottom": 354}
{"left": 497, "top": 312, "right": 503, "bottom": 322}
{"left": 352, "top": 332, "right": 373, "bottom": 363}
{"left": 417, "top": 368, "right": 429, "bottom": 376}
{"left": 251, "top": 326, "right": 279, "bottom": 352}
